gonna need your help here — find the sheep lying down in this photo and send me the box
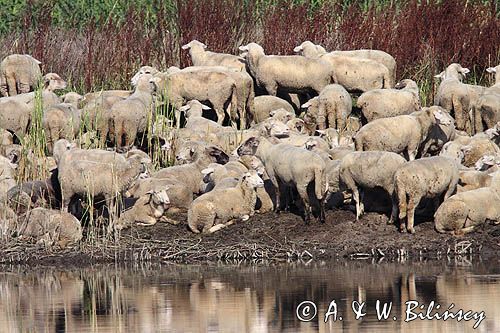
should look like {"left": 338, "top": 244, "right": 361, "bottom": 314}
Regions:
{"left": 434, "top": 173, "right": 500, "bottom": 235}
{"left": 188, "top": 171, "right": 264, "bottom": 234}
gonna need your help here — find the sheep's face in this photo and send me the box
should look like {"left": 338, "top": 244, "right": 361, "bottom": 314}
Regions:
{"left": 180, "top": 100, "right": 210, "bottom": 118}
{"left": 206, "top": 146, "right": 229, "bottom": 164}
{"left": 238, "top": 43, "right": 264, "bottom": 57}
{"left": 287, "top": 118, "right": 307, "bottom": 134}
{"left": 242, "top": 170, "right": 264, "bottom": 189}
{"left": 264, "top": 120, "right": 290, "bottom": 138}
{"left": 440, "top": 142, "right": 464, "bottom": 164}
{"left": 237, "top": 137, "right": 260, "bottom": 156}
{"left": 432, "top": 107, "right": 453, "bottom": 127}
{"left": 293, "top": 41, "right": 316, "bottom": 55}
{"left": 317, "top": 128, "right": 339, "bottom": 147}
{"left": 270, "top": 108, "right": 294, "bottom": 124}
{"left": 44, "top": 73, "right": 67, "bottom": 91}
{"left": 438, "top": 63, "right": 470, "bottom": 81}
{"left": 176, "top": 146, "right": 196, "bottom": 164}
{"left": 474, "top": 155, "right": 498, "bottom": 171}
{"left": 150, "top": 189, "right": 170, "bottom": 207}
{"left": 131, "top": 66, "right": 158, "bottom": 86}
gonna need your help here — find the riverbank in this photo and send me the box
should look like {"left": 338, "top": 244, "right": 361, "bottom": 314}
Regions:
{"left": 1, "top": 209, "right": 498, "bottom": 265}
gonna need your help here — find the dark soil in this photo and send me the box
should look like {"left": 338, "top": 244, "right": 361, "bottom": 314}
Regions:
{"left": 2, "top": 209, "right": 499, "bottom": 265}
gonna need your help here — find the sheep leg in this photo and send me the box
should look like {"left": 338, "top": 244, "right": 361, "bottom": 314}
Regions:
{"left": 175, "top": 109, "right": 181, "bottom": 129}
{"left": 351, "top": 187, "right": 361, "bottom": 220}
{"left": 358, "top": 188, "right": 365, "bottom": 216}
{"left": 389, "top": 192, "right": 398, "bottom": 225}
{"left": 214, "top": 108, "right": 226, "bottom": 125}
{"left": 208, "top": 220, "right": 235, "bottom": 234}
{"left": 267, "top": 169, "right": 281, "bottom": 213}
{"left": 159, "top": 215, "right": 180, "bottom": 225}
{"left": 407, "top": 148, "right": 416, "bottom": 161}
{"left": 406, "top": 197, "right": 418, "bottom": 234}
{"left": 296, "top": 184, "right": 311, "bottom": 224}
{"left": 0, "top": 76, "right": 7, "bottom": 97}
{"left": 6, "top": 75, "right": 17, "bottom": 96}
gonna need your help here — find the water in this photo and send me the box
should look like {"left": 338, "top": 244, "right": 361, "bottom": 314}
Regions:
{"left": 0, "top": 259, "right": 498, "bottom": 333}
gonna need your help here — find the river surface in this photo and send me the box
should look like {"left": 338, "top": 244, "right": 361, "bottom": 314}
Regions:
{"left": 0, "top": 258, "right": 498, "bottom": 333}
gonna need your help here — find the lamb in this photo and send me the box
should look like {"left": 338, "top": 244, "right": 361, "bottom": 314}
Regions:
{"left": 0, "top": 54, "right": 42, "bottom": 96}
{"left": 57, "top": 147, "right": 149, "bottom": 213}
{"left": 202, "top": 155, "right": 264, "bottom": 191}
{"left": 115, "top": 189, "right": 170, "bottom": 230}
{"left": 253, "top": 95, "right": 295, "bottom": 124}
{"left": 150, "top": 70, "right": 237, "bottom": 128}
{"left": 394, "top": 156, "right": 460, "bottom": 233}
{"left": 182, "top": 40, "right": 246, "bottom": 71}
{"left": 239, "top": 42, "right": 334, "bottom": 96}
{"left": 473, "top": 65, "right": 500, "bottom": 133}
{"left": 357, "top": 79, "right": 420, "bottom": 123}
{"left": 434, "top": 173, "right": 500, "bottom": 235}
{"left": 181, "top": 100, "right": 224, "bottom": 134}
{"left": 457, "top": 167, "right": 498, "bottom": 193}
{"left": 16, "top": 208, "right": 82, "bottom": 248}
{"left": 237, "top": 136, "right": 326, "bottom": 223}
{"left": 354, "top": 106, "right": 451, "bottom": 160}
{"left": 301, "top": 84, "right": 352, "bottom": 130}
{"left": 339, "top": 151, "right": 407, "bottom": 222}
{"left": 293, "top": 41, "right": 393, "bottom": 92}
{"left": 42, "top": 103, "right": 81, "bottom": 154}
{"left": 188, "top": 171, "right": 264, "bottom": 234}
{"left": 167, "top": 65, "right": 254, "bottom": 129}
{"left": 108, "top": 73, "right": 155, "bottom": 150}
{"left": 434, "top": 63, "right": 473, "bottom": 133}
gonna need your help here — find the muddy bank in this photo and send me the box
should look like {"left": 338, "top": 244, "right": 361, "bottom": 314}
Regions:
{"left": 1, "top": 209, "right": 499, "bottom": 265}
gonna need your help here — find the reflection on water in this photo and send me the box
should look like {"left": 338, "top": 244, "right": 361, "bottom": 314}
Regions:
{"left": 0, "top": 259, "right": 499, "bottom": 333}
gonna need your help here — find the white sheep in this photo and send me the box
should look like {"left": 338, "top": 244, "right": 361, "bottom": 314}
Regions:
{"left": 434, "top": 173, "right": 500, "bottom": 235}
{"left": 188, "top": 171, "right": 264, "bottom": 233}
{"left": 473, "top": 65, "right": 500, "bottom": 133}
{"left": 394, "top": 156, "right": 460, "bottom": 233}
{"left": 354, "top": 106, "right": 451, "bottom": 160}
{"left": 357, "top": 79, "right": 420, "bottom": 123}
{"left": 339, "top": 151, "right": 407, "bottom": 222}
{"left": 293, "top": 41, "right": 393, "bottom": 92}
{"left": 301, "top": 84, "right": 352, "bottom": 131}
{"left": 182, "top": 40, "right": 246, "bottom": 71}
{"left": 115, "top": 189, "right": 170, "bottom": 230}
{"left": 239, "top": 42, "right": 333, "bottom": 96}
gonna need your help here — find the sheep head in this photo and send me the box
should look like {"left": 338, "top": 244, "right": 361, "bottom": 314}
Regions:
{"left": 43, "top": 73, "right": 67, "bottom": 91}
{"left": 242, "top": 170, "right": 264, "bottom": 189}
{"left": 131, "top": 66, "right": 159, "bottom": 87}
{"left": 486, "top": 65, "right": 500, "bottom": 84}
{"left": 237, "top": 137, "right": 260, "bottom": 156}
{"left": 179, "top": 100, "right": 210, "bottom": 118}
{"left": 182, "top": 40, "right": 207, "bottom": 51}
{"left": 287, "top": 118, "right": 307, "bottom": 134}
{"left": 436, "top": 63, "right": 470, "bottom": 81}
{"left": 293, "top": 41, "right": 324, "bottom": 58}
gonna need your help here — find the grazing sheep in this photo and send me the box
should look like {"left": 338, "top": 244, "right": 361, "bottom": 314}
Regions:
{"left": 108, "top": 73, "right": 155, "bottom": 150}
{"left": 357, "top": 79, "right": 420, "bottom": 123}
{"left": 434, "top": 63, "right": 473, "bottom": 133}
{"left": 237, "top": 136, "right": 326, "bottom": 223}
{"left": 58, "top": 148, "right": 149, "bottom": 213}
{"left": 43, "top": 103, "right": 81, "bottom": 154}
{"left": 0, "top": 54, "right": 42, "bottom": 96}
{"left": 239, "top": 42, "right": 334, "bottom": 96}
{"left": 473, "top": 65, "right": 500, "bottom": 133}
{"left": 150, "top": 70, "right": 237, "bottom": 128}
{"left": 182, "top": 40, "right": 246, "bottom": 71}
{"left": 293, "top": 41, "right": 392, "bottom": 92}
{"left": 434, "top": 173, "right": 500, "bottom": 235}
{"left": 167, "top": 66, "right": 254, "bottom": 129}
{"left": 253, "top": 95, "right": 295, "bottom": 124}
{"left": 301, "top": 84, "right": 352, "bottom": 130}
{"left": 188, "top": 171, "right": 264, "bottom": 233}
{"left": 115, "top": 189, "right": 170, "bottom": 230}
{"left": 16, "top": 208, "right": 82, "bottom": 248}
{"left": 339, "top": 151, "right": 407, "bottom": 222}
{"left": 394, "top": 156, "right": 460, "bottom": 233}
{"left": 354, "top": 106, "right": 451, "bottom": 160}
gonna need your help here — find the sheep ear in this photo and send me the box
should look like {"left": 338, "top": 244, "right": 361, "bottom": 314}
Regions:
{"left": 486, "top": 67, "right": 497, "bottom": 74}
{"left": 179, "top": 105, "right": 191, "bottom": 112}
{"left": 434, "top": 71, "right": 445, "bottom": 79}
{"left": 201, "top": 167, "right": 214, "bottom": 175}
{"left": 181, "top": 44, "right": 190, "bottom": 50}
{"left": 316, "top": 129, "right": 326, "bottom": 135}
{"left": 301, "top": 101, "right": 311, "bottom": 108}
{"left": 201, "top": 104, "right": 211, "bottom": 110}
{"left": 201, "top": 42, "right": 207, "bottom": 49}
{"left": 239, "top": 45, "right": 249, "bottom": 52}
{"left": 293, "top": 45, "right": 303, "bottom": 53}
{"left": 460, "top": 67, "right": 470, "bottom": 75}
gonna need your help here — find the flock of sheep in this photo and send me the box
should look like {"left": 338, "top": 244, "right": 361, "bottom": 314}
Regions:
{"left": 0, "top": 40, "right": 499, "bottom": 248}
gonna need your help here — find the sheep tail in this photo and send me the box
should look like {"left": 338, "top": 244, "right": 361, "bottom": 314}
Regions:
{"left": 314, "top": 165, "right": 326, "bottom": 200}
